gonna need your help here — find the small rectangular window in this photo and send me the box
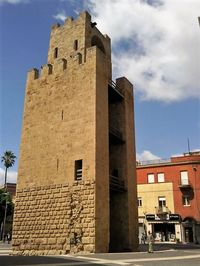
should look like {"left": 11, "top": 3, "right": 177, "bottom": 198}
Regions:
{"left": 74, "top": 40, "right": 78, "bottom": 51}
{"left": 148, "top": 173, "right": 155, "bottom": 183}
{"left": 138, "top": 197, "right": 142, "bottom": 207}
{"left": 158, "top": 173, "right": 165, "bottom": 183}
{"left": 54, "top": 47, "right": 58, "bottom": 59}
{"left": 181, "top": 171, "right": 189, "bottom": 185}
{"left": 182, "top": 195, "right": 190, "bottom": 206}
{"left": 158, "top": 196, "right": 166, "bottom": 207}
{"left": 75, "top": 160, "right": 82, "bottom": 180}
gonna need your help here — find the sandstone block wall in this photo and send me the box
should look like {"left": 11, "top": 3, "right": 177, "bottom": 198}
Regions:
{"left": 12, "top": 181, "right": 95, "bottom": 255}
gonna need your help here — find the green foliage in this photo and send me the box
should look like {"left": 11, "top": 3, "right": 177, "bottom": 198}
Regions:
{"left": 0, "top": 188, "right": 14, "bottom": 225}
{"left": 1, "top": 150, "right": 16, "bottom": 169}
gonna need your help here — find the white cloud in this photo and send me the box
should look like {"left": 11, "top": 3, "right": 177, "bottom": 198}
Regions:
{"left": 137, "top": 150, "right": 160, "bottom": 162}
{"left": 86, "top": 0, "right": 200, "bottom": 102}
{"left": 0, "top": 0, "right": 29, "bottom": 4}
{"left": 0, "top": 168, "right": 17, "bottom": 185}
{"left": 53, "top": 10, "right": 67, "bottom": 22}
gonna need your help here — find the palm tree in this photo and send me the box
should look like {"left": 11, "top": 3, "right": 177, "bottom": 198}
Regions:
{"left": 1, "top": 151, "right": 16, "bottom": 240}
{"left": 1, "top": 151, "right": 16, "bottom": 187}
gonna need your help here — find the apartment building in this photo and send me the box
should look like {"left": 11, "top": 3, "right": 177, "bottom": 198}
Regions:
{"left": 137, "top": 151, "right": 200, "bottom": 243}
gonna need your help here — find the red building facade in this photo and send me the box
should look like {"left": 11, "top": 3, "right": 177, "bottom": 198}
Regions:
{"left": 137, "top": 151, "right": 200, "bottom": 243}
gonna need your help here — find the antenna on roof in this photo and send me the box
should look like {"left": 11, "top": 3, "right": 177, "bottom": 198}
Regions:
{"left": 187, "top": 138, "right": 191, "bottom": 154}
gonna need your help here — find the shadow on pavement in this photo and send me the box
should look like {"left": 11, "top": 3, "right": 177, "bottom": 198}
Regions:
{"left": 0, "top": 255, "right": 101, "bottom": 266}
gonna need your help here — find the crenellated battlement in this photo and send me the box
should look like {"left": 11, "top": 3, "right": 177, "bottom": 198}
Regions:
{"left": 47, "top": 10, "right": 111, "bottom": 67}
{"left": 27, "top": 45, "right": 101, "bottom": 82}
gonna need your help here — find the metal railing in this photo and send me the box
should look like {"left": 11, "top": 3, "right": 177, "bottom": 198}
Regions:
{"left": 137, "top": 158, "right": 171, "bottom": 166}
{"left": 108, "top": 80, "right": 124, "bottom": 97}
{"left": 155, "top": 206, "right": 171, "bottom": 215}
{"left": 109, "top": 125, "right": 123, "bottom": 140}
{"left": 109, "top": 175, "right": 126, "bottom": 192}
{"left": 178, "top": 181, "right": 192, "bottom": 188}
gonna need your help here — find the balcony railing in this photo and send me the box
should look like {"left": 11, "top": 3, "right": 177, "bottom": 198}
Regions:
{"left": 109, "top": 126, "right": 123, "bottom": 141}
{"left": 108, "top": 80, "right": 124, "bottom": 96}
{"left": 178, "top": 181, "right": 192, "bottom": 189}
{"left": 108, "top": 80, "right": 124, "bottom": 102}
{"left": 155, "top": 206, "right": 171, "bottom": 215}
{"left": 109, "top": 175, "right": 126, "bottom": 192}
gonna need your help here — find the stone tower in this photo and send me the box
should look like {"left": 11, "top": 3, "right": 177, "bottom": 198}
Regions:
{"left": 12, "top": 11, "right": 138, "bottom": 255}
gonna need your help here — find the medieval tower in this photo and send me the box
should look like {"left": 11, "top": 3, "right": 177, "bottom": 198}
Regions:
{"left": 12, "top": 11, "right": 138, "bottom": 255}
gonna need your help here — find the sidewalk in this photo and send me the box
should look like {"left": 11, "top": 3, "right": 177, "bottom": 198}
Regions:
{"left": 0, "top": 242, "right": 11, "bottom": 255}
{"left": 0, "top": 242, "right": 200, "bottom": 255}
{"left": 139, "top": 242, "right": 200, "bottom": 252}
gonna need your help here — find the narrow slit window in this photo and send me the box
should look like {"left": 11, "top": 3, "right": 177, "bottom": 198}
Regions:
{"left": 57, "top": 159, "right": 59, "bottom": 171}
{"left": 54, "top": 47, "right": 58, "bottom": 59}
{"left": 74, "top": 40, "right": 78, "bottom": 51}
{"left": 75, "top": 160, "right": 82, "bottom": 180}
{"left": 63, "top": 59, "right": 67, "bottom": 70}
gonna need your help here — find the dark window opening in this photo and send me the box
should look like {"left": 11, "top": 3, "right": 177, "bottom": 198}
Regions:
{"left": 62, "top": 59, "right": 67, "bottom": 70}
{"left": 74, "top": 40, "right": 78, "bottom": 51}
{"left": 57, "top": 159, "right": 59, "bottom": 171}
{"left": 61, "top": 110, "right": 64, "bottom": 120}
{"left": 112, "top": 169, "right": 119, "bottom": 177}
{"left": 77, "top": 53, "right": 82, "bottom": 64}
{"left": 54, "top": 47, "right": 58, "bottom": 59}
{"left": 75, "top": 160, "right": 82, "bottom": 180}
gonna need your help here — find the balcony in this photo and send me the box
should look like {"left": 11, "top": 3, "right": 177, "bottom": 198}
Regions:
{"left": 178, "top": 181, "right": 192, "bottom": 189}
{"left": 109, "top": 175, "right": 126, "bottom": 192}
{"left": 155, "top": 206, "right": 171, "bottom": 215}
{"left": 108, "top": 80, "right": 124, "bottom": 102}
{"left": 109, "top": 126, "right": 124, "bottom": 144}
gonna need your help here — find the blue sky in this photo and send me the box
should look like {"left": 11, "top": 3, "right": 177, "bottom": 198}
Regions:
{"left": 0, "top": 0, "right": 200, "bottom": 183}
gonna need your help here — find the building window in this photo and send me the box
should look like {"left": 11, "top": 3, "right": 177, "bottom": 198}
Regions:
{"left": 75, "top": 159, "right": 82, "bottom": 180}
{"left": 62, "top": 59, "right": 67, "bottom": 70}
{"left": 147, "top": 173, "right": 155, "bottom": 183}
{"left": 54, "top": 47, "right": 58, "bottom": 58}
{"left": 138, "top": 197, "right": 142, "bottom": 207}
{"left": 180, "top": 171, "right": 189, "bottom": 185}
{"left": 74, "top": 40, "right": 78, "bottom": 50}
{"left": 158, "top": 196, "right": 166, "bottom": 207}
{"left": 158, "top": 173, "right": 165, "bottom": 183}
{"left": 182, "top": 195, "right": 190, "bottom": 206}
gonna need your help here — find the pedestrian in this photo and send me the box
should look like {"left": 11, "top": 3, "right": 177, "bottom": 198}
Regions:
{"left": 147, "top": 231, "right": 154, "bottom": 253}
{"left": 141, "top": 233, "right": 146, "bottom": 244}
{"left": 7, "top": 233, "right": 11, "bottom": 244}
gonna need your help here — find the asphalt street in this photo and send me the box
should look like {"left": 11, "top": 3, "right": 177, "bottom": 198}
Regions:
{"left": 0, "top": 243, "right": 200, "bottom": 266}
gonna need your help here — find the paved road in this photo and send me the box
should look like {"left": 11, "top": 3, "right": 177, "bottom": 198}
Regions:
{"left": 0, "top": 243, "right": 200, "bottom": 266}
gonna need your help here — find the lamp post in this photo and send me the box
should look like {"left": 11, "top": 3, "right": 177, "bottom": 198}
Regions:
{"left": 2, "top": 192, "right": 8, "bottom": 242}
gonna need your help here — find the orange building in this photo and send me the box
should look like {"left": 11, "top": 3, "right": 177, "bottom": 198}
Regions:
{"left": 137, "top": 151, "right": 200, "bottom": 244}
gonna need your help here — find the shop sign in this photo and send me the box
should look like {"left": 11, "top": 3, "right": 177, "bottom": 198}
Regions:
{"left": 145, "top": 214, "right": 155, "bottom": 221}
{"left": 169, "top": 214, "right": 181, "bottom": 221}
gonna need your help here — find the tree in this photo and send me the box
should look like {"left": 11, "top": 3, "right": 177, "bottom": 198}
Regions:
{"left": 0, "top": 188, "right": 13, "bottom": 226}
{"left": 1, "top": 150, "right": 16, "bottom": 187}
{"left": 1, "top": 151, "right": 16, "bottom": 240}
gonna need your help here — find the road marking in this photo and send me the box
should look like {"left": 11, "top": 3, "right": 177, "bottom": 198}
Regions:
{"left": 63, "top": 253, "right": 200, "bottom": 265}
{"left": 66, "top": 255, "right": 131, "bottom": 265}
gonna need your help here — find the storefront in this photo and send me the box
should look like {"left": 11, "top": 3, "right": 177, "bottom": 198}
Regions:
{"left": 144, "top": 214, "right": 182, "bottom": 242}
{"left": 182, "top": 217, "right": 200, "bottom": 243}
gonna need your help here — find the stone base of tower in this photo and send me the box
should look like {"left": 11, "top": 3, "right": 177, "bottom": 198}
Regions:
{"left": 12, "top": 181, "right": 96, "bottom": 255}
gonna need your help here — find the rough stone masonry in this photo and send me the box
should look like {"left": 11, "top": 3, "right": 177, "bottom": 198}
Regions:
{"left": 12, "top": 11, "right": 138, "bottom": 255}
